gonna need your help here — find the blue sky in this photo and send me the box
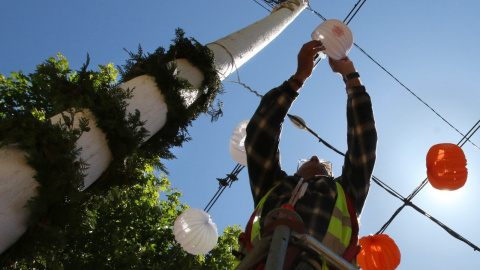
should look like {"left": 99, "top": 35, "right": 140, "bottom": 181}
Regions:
{"left": 1, "top": 0, "right": 480, "bottom": 269}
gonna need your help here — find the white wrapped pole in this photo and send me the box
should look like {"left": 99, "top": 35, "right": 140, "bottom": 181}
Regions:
{"left": 0, "top": 0, "right": 308, "bottom": 254}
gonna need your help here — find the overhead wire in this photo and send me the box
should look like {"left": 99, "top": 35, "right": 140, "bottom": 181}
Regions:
{"left": 377, "top": 119, "right": 480, "bottom": 234}
{"left": 165, "top": 164, "right": 245, "bottom": 270}
{"left": 168, "top": 0, "right": 479, "bottom": 263}
{"left": 204, "top": 164, "right": 245, "bottom": 212}
{"left": 352, "top": 44, "right": 480, "bottom": 151}
{"left": 304, "top": 1, "right": 480, "bottom": 150}
{"left": 459, "top": 119, "right": 480, "bottom": 147}
{"left": 292, "top": 116, "right": 480, "bottom": 251}
{"left": 235, "top": 0, "right": 480, "bottom": 252}
{"left": 343, "top": 0, "right": 362, "bottom": 23}
{"left": 343, "top": 0, "right": 367, "bottom": 25}
{"left": 253, "top": 0, "right": 273, "bottom": 12}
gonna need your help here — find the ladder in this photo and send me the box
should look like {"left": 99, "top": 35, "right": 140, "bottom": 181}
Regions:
{"left": 235, "top": 208, "right": 358, "bottom": 270}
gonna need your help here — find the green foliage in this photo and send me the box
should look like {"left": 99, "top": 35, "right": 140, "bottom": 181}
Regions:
{"left": 1, "top": 172, "right": 242, "bottom": 269}
{"left": 119, "top": 29, "right": 225, "bottom": 167}
{"left": 0, "top": 29, "right": 236, "bottom": 269}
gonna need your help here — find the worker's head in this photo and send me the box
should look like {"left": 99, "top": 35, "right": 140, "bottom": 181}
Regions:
{"left": 296, "top": 156, "right": 332, "bottom": 179}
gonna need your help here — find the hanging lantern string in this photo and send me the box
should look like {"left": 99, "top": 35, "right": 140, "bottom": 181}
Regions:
{"left": 303, "top": 0, "right": 480, "bottom": 150}
{"left": 249, "top": 0, "right": 480, "bottom": 249}
{"left": 289, "top": 115, "right": 480, "bottom": 252}
{"left": 378, "top": 119, "right": 480, "bottom": 234}
{"left": 458, "top": 119, "right": 480, "bottom": 148}
{"left": 372, "top": 175, "right": 404, "bottom": 201}
{"left": 204, "top": 163, "right": 245, "bottom": 213}
{"left": 375, "top": 195, "right": 480, "bottom": 252}
{"left": 165, "top": 164, "right": 244, "bottom": 270}
{"left": 352, "top": 43, "right": 480, "bottom": 151}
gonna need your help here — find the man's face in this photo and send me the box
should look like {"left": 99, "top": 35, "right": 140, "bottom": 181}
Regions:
{"left": 297, "top": 156, "right": 330, "bottom": 179}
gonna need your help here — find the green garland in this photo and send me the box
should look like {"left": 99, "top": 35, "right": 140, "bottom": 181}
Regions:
{"left": 0, "top": 29, "right": 224, "bottom": 261}
{"left": 119, "top": 29, "right": 224, "bottom": 176}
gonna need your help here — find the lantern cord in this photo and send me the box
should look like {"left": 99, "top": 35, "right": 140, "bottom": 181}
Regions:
{"left": 344, "top": 0, "right": 367, "bottom": 25}
{"left": 165, "top": 164, "right": 244, "bottom": 270}
{"left": 406, "top": 179, "right": 428, "bottom": 201}
{"left": 371, "top": 175, "right": 405, "bottom": 201}
{"left": 343, "top": 0, "right": 362, "bottom": 24}
{"left": 376, "top": 204, "right": 407, "bottom": 235}
{"left": 255, "top": 0, "right": 480, "bottom": 252}
{"left": 304, "top": 1, "right": 480, "bottom": 150}
{"left": 377, "top": 118, "right": 480, "bottom": 233}
{"left": 458, "top": 119, "right": 480, "bottom": 148}
{"left": 408, "top": 202, "right": 480, "bottom": 251}
{"left": 218, "top": 38, "right": 265, "bottom": 98}
{"left": 376, "top": 178, "right": 427, "bottom": 235}
{"left": 376, "top": 199, "right": 480, "bottom": 251}
{"left": 252, "top": 0, "right": 480, "bottom": 149}
{"left": 290, "top": 117, "right": 480, "bottom": 252}
{"left": 306, "top": 4, "right": 328, "bottom": 21}
{"left": 204, "top": 164, "right": 245, "bottom": 213}
{"left": 253, "top": 0, "right": 273, "bottom": 12}
{"left": 226, "top": 80, "right": 264, "bottom": 98}
{"left": 352, "top": 43, "right": 480, "bottom": 151}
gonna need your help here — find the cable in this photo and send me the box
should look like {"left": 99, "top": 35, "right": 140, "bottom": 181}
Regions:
{"left": 304, "top": 0, "right": 480, "bottom": 150}
{"left": 251, "top": 0, "right": 480, "bottom": 252}
{"left": 253, "top": 0, "right": 273, "bottom": 12}
{"left": 226, "top": 80, "right": 264, "bottom": 98}
{"left": 371, "top": 175, "right": 405, "bottom": 201}
{"left": 166, "top": 165, "right": 243, "bottom": 270}
{"left": 204, "top": 164, "right": 245, "bottom": 212}
{"left": 291, "top": 116, "right": 480, "bottom": 252}
{"left": 352, "top": 43, "right": 480, "bottom": 151}
{"left": 408, "top": 202, "right": 480, "bottom": 251}
{"left": 306, "top": 4, "right": 327, "bottom": 21}
{"left": 458, "top": 120, "right": 480, "bottom": 147}
{"left": 344, "top": 0, "right": 367, "bottom": 25}
{"left": 376, "top": 119, "right": 480, "bottom": 236}
{"left": 343, "top": 0, "right": 362, "bottom": 23}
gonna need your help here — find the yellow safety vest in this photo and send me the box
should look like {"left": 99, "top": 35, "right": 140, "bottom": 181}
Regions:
{"left": 248, "top": 181, "right": 357, "bottom": 268}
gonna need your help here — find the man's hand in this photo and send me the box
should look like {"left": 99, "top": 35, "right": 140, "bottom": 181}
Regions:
{"left": 289, "top": 40, "right": 325, "bottom": 91}
{"left": 329, "top": 56, "right": 361, "bottom": 87}
{"left": 328, "top": 56, "right": 356, "bottom": 77}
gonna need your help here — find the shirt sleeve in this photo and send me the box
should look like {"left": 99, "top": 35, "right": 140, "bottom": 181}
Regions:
{"left": 338, "top": 85, "right": 378, "bottom": 217}
{"left": 245, "top": 81, "right": 298, "bottom": 206}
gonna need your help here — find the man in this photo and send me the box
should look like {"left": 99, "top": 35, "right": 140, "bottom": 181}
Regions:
{"left": 241, "top": 40, "right": 377, "bottom": 269}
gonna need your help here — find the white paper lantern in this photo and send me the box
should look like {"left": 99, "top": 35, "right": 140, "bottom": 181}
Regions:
{"left": 311, "top": 19, "right": 354, "bottom": 60}
{"left": 173, "top": 208, "right": 218, "bottom": 255}
{"left": 229, "top": 120, "right": 250, "bottom": 167}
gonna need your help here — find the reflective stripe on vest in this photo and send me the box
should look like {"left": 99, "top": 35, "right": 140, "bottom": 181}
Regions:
{"left": 250, "top": 182, "right": 352, "bottom": 248}
{"left": 321, "top": 182, "right": 352, "bottom": 257}
{"left": 247, "top": 181, "right": 356, "bottom": 270}
{"left": 250, "top": 184, "right": 279, "bottom": 245}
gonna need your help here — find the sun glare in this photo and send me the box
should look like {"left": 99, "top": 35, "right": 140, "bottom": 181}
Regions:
{"left": 426, "top": 186, "right": 464, "bottom": 205}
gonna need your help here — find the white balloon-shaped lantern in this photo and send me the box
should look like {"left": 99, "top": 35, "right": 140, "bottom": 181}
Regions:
{"left": 229, "top": 120, "right": 249, "bottom": 167}
{"left": 311, "top": 19, "right": 354, "bottom": 60}
{"left": 173, "top": 208, "right": 218, "bottom": 255}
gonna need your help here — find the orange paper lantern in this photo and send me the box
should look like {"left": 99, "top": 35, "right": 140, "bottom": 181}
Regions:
{"left": 357, "top": 234, "right": 401, "bottom": 270}
{"left": 426, "top": 143, "right": 468, "bottom": 190}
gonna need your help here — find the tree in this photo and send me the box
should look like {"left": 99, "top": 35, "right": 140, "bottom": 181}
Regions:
{"left": 0, "top": 166, "right": 242, "bottom": 269}
{"left": 0, "top": 34, "right": 240, "bottom": 269}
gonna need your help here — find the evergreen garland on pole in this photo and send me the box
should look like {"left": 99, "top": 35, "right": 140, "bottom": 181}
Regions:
{"left": 0, "top": 29, "right": 224, "bottom": 264}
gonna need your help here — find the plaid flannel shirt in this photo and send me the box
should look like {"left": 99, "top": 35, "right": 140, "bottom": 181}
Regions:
{"left": 245, "top": 80, "right": 377, "bottom": 243}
